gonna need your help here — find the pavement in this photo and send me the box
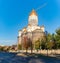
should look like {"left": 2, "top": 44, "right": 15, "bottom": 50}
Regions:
{"left": 0, "top": 52, "right": 60, "bottom": 63}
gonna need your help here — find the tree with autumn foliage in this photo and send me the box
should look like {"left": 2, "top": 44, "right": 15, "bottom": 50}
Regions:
{"left": 23, "top": 36, "right": 29, "bottom": 53}
{"left": 28, "top": 38, "right": 33, "bottom": 53}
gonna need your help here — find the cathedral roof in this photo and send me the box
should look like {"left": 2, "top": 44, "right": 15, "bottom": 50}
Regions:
{"left": 28, "top": 24, "right": 31, "bottom": 26}
{"left": 41, "top": 25, "right": 44, "bottom": 28}
{"left": 23, "top": 27, "right": 27, "bottom": 32}
{"left": 30, "top": 9, "right": 37, "bottom": 16}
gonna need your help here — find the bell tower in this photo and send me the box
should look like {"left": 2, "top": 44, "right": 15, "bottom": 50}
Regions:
{"left": 28, "top": 9, "right": 38, "bottom": 26}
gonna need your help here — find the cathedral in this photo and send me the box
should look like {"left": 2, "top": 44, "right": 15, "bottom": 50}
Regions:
{"left": 18, "top": 10, "right": 45, "bottom": 49}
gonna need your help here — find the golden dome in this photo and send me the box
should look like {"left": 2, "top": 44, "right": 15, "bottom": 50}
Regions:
{"left": 30, "top": 9, "right": 37, "bottom": 16}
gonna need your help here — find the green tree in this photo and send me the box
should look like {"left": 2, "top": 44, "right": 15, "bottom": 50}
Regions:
{"left": 41, "top": 39, "right": 46, "bottom": 49}
{"left": 0, "top": 47, "right": 4, "bottom": 51}
{"left": 47, "top": 41, "right": 54, "bottom": 49}
{"left": 45, "top": 33, "right": 52, "bottom": 49}
{"left": 18, "top": 44, "right": 22, "bottom": 50}
{"left": 35, "top": 39, "right": 40, "bottom": 50}
{"left": 55, "top": 28, "right": 60, "bottom": 49}
{"left": 51, "top": 33, "right": 56, "bottom": 49}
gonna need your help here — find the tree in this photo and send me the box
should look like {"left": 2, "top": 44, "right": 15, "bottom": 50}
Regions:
{"left": 0, "top": 46, "right": 4, "bottom": 51}
{"left": 28, "top": 38, "right": 33, "bottom": 53}
{"left": 23, "top": 36, "right": 30, "bottom": 53}
{"left": 45, "top": 33, "right": 52, "bottom": 49}
{"left": 46, "top": 41, "right": 54, "bottom": 49}
{"left": 55, "top": 28, "right": 60, "bottom": 49}
{"left": 51, "top": 33, "right": 56, "bottom": 49}
{"left": 41, "top": 39, "right": 46, "bottom": 49}
{"left": 35, "top": 39, "right": 40, "bottom": 51}
{"left": 45, "top": 33, "right": 56, "bottom": 49}
{"left": 18, "top": 44, "right": 22, "bottom": 50}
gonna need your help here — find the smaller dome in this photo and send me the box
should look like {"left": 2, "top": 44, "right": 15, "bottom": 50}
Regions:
{"left": 23, "top": 27, "right": 27, "bottom": 32}
{"left": 28, "top": 24, "right": 31, "bottom": 26}
{"left": 30, "top": 9, "right": 37, "bottom": 16}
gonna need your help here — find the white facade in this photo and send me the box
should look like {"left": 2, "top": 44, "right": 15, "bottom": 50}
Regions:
{"left": 18, "top": 9, "right": 45, "bottom": 38}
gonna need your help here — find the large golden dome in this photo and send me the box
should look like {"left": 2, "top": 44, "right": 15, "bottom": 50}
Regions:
{"left": 30, "top": 9, "right": 37, "bottom": 16}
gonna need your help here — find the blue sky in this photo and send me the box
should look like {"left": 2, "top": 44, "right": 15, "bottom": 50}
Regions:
{"left": 0, "top": 0, "right": 60, "bottom": 46}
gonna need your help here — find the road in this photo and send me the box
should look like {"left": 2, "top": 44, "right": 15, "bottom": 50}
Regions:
{"left": 0, "top": 52, "right": 60, "bottom": 63}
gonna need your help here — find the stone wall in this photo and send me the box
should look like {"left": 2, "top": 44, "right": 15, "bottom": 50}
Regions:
{"left": 19, "top": 49, "right": 60, "bottom": 54}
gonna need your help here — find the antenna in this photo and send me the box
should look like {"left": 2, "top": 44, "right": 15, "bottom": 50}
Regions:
{"left": 36, "top": 3, "right": 47, "bottom": 11}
